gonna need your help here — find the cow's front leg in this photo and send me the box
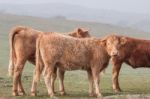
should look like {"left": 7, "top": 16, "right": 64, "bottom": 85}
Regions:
{"left": 112, "top": 59, "right": 122, "bottom": 92}
{"left": 87, "top": 69, "right": 94, "bottom": 97}
{"left": 92, "top": 68, "right": 102, "bottom": 98}
{"left": 58, "top": 68, "right": 66, "bottom": 95}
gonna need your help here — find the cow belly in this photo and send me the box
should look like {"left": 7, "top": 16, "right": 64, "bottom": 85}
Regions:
{"left": 56, "top": 61, "right": 89, "bottom": 71}
{"left": 127, "top": 55, "right": 150, "bottom": 68}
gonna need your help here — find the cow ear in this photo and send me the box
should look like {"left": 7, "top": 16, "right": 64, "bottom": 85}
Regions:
{"left": 100, "top": 39, "right": 106, "bottom": 46}
{"left": 77, "top": 28, "right": 83, "bottom": 33}
{"left": 121, "top": 37, "right": 127, "bottom": 45}
{"left": 77, "top": 28, "right": 90, "bottom": 37}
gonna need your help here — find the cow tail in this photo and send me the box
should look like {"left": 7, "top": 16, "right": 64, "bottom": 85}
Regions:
{"left": 34, "top": 34, "right": 43, "bottom": 82}
{"left": 8, "top": 26, "right": 25, "bottom": 77}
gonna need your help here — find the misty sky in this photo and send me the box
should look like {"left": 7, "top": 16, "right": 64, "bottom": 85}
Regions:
{"left": 0, "top": 0, "right": 150, "bottom": 14}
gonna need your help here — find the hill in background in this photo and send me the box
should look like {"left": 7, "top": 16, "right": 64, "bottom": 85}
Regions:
{"left": 0, "top": 13, "right": 148, "bottom": 37}
{"left": 0, "top": 3, "right": 150, "bottom": 32}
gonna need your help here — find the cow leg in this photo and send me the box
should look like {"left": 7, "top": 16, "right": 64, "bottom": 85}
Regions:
{"left": 91, "top": 68, "right": 102, "bottom": 98}
{"left": 87, "top": 69, "right": 94, "bottom": 97}
{"left": 43, "top": 63, "right": 55, "bottom": 97}
{"left": 58, "top": 68, "right": 66, "bottom": 95}
{"left": 51, "top": 67, "right": 57, "bottom": 94}
{"left": 31, "top": 64, "right": 44, "bottom": 96}
{"left": 12, "top": 60, "right": 25, "bottom": 96}
{"left": 44, "top": 71, "right": 54, "bottom": 97}
{"left": 18, "top": 75, "right": 26, "bottom": 95}
{"left": 31, "top": 69, "right": 39, "bottom": 96}
{"left": 112, "top": 62, "right": 122, "bottom": 92}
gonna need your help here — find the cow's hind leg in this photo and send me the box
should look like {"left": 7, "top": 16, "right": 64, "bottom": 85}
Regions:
{"left": 31, "top": 69, "right": 39, "bottom": 96}
{"left": 58, "top": 68, "right": 66, "bottom": 95}
{"left": 12, "top": 59, "right": 26, "bottom": 96}
{"left": 51, "top": 67, "right": 57, "bottom": 94}
{"left": 18, "top": 75, "right": 26, "bottom": 95}
{"left": 43, "top": 63, "right": 55, "bottom": 97}
{"left": 31, "top": 63, "right": 44, "bottom": 96}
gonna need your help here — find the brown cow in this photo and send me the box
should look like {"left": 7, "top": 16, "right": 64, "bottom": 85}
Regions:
{"left": 31, "top": 33, "right": 110, "bottom": 98}
{"left": 8, "top": 26, "right": 90, "bottom": 96}
{"left": 54, "top": 28, "right": 90, "bottom": 95}
{"left": 101, "top": 34, "right": 150, "bottom": 92}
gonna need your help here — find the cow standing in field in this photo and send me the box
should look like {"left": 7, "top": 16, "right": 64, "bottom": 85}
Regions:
{"left": 101, "top": 35, "right": 150, "bottom": 92}
{"left": 8, "top": 26, "right": 90, "bottom": 96}
{"left": 31, "top": 33, "right": 110, "bottom": 98}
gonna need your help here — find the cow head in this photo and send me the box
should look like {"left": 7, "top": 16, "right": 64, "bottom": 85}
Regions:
{"left": 101, "top": 34, "right": 127, "bottom": 57}
{"left": 68, "top": 28, "right": 90, "bottom": 38}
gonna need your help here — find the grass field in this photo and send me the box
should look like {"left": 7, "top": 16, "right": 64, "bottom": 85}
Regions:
{"left": 0, "top": 14, "right": 150, "bottom": 99}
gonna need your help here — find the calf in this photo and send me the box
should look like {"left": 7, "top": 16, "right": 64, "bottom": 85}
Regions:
{"left": 8, "top": 26, "right": 89, "bottom": 96}
{"left": 101, "top": 34, "right": 150, "bottom": 92}
{"left": 31, "top": 33, "right": 110, "bottom": 97}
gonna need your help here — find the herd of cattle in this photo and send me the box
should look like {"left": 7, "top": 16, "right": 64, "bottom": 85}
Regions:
{"left": 8, "top": 26, "right": 150, "bottom": 98}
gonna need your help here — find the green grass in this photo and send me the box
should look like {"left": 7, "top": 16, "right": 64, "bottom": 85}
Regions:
{"left": 0, "top": 13, "right": 150, "bottom": 99}
{"left": 0, "top": 66, "right": 150, "bottom": 99}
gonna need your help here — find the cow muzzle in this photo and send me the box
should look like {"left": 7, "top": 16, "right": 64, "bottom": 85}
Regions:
{"left": 110, "top": 51, "right": 119, "bottom": 57}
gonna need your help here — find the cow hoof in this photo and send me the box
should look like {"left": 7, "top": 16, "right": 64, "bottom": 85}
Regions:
{"left": 18, "top": 91, "right": 26, "bottom": 96}
{"left": 97, "top": 96, "right": 103, "bottom": 99}
{"left": 12, "top": 92, "right": 18, "bottom": 96}
{"left": 31, "top": 92, "right": 36, "bottom": 96}
{"left": 96, "top": 93, "right": 103, "bottom": 98}
{"left": 50, "top": 95, "right": 57, "bottom": 99}
{"left": 114, "top": 89, "right": 122, "bottom": 93}
{"left": 60, "top": 91, "right": 66, "bottom": 96}
{"left": 89, "top": 93, "right": 95, "bottom": 97}
{"left": 50, "top": 93, "right": 55, "bottom": 97}
{"left": 49, "top": 92, "right": 55, "bottom": 97}
{"left": 19, "top": 92, "right": 26, "bottom": 96}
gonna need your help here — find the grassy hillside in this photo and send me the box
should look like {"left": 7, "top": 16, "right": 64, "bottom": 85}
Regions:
{"left": 0, "top": 14, "right": 150, "bottom": 99}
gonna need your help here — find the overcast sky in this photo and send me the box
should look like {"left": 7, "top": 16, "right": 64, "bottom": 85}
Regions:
{"left": 0, "top": 0, "right": 150, "bottom": 14}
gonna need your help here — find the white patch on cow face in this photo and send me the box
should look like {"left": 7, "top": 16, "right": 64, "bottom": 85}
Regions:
{"left": 106, "top": 37, "right": 120, "bottom": 57}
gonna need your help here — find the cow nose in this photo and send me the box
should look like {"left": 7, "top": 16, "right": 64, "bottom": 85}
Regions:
{"left": 111, "top": 51, "right": 118, "bottom": 56}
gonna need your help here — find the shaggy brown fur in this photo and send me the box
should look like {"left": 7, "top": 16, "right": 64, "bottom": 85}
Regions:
{"left": 31, "top": 33, "right": 110, "bottom": 98}
{"left": 101, "top": 34, "right": 150, "bottom": 92}
{"left": 8, "top": 26, "right": 90, "bottom": 96}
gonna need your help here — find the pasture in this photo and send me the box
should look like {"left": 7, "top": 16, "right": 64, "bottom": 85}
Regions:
{"left": 0, "top": 14, "right": 150, "bottom": 99}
